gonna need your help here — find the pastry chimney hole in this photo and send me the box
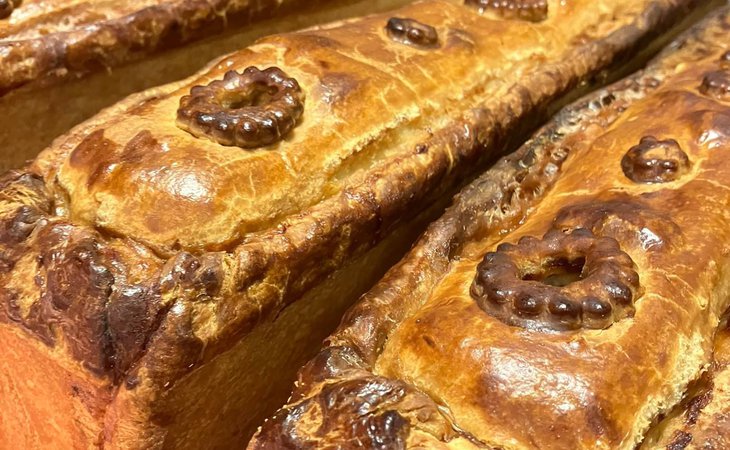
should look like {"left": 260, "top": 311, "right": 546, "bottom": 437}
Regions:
{"left": 222, "top": 85, "right": 277, "bottom": 109}
{"left": 522, "top": 256, "right": 586, "bottom": 287}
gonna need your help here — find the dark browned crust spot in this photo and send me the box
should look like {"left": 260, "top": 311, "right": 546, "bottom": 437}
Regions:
{"left": 699, "top": 70, "right": 730, "bottom": 101}
{"left": 0, "top": 214, "right": 217, "bottom": 383}
{"left": 106, "top": 284, "right": 161, "bottom": 377}
{"left": 621, "top": 136, "right": 690, "bottom": 184}
{"left": 318, "top": 72, "right": 361, "bottom": 106}
{"left": 0, "top": 170, "right": 213, "bottom": 383}
{"left": 0, "top": 172, "right": 52, "bottom": 277}
{"left": 0, "top": 174, "right": 49, "bottom": 246}
{"left": 159, "top": 252, "right": 223, "bottom": 299}
{"left": 255, "top": 378, "right": 410, "bottom": 449}
{"left": 176, "top": 67, "right": 304, "bottom": 149}
{"left": 471, "top": 228, "right": 640, "bottom": 331}
{"left": 685, "top": 386, "right": 713, "bottom": 426}
{"left": 667, "top": 430, "right": 693, "bottom": 450}
{"left": 553, "top": 196, "right": 683, "bottom": 252}
{"left": 35, "top": 226, "right": 117, "bottom": 375}
{"left": 385, "top": 18, "right": 440, "bottom": 49}
{"left": 464, "top": 0, "right": 548, "bottom": 22}
{"left": 251, "top": 347, "right": 460, "bottom": 449}
{"left": 0, "top": 0, "right": 19, "bottom": 20}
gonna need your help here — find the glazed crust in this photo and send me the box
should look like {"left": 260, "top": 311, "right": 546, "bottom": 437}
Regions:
{"left": 640, "top": 322, "right": 730, "bottom": 450}
{"left": 40, "top": 0, "right": 710, "bottom": 256}
{"left": 9, "top": 0, "right": 698, "bottom": 385}
{"left": 0, "top": 0, "right": 714, "bottom": 447}
{"left": 0, "top": 0, "right": 349, "bottom": 96}
{"left": 250, "top": 7, "right": 730, "bottom": 450}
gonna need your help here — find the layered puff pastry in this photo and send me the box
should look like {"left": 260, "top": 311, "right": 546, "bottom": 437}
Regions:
{"left": 0, "top": 0, "right": 410, "bottom": 172}
{"left": 250, "top": 6, "right": 730, "bottom": 450}
{"left": 0, "top": 0, "right": 713, "bottom": 448}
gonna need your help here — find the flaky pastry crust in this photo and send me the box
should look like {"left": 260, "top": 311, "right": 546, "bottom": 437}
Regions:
{"left": 0, "top": 0, "right": 716, "bottom": 447}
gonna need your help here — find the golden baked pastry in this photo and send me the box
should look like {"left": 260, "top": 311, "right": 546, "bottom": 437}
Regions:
{"left": 0, "top": 0, "right": 716, "bottom": 448}
{"left": 640, "top": 320, "right": 730, "bottom": 449}
{"left": 0, "top": 0, "right": 411, "bottom": 171}
{"left": 250, "top": 6, "right": 730, "bottom": 449}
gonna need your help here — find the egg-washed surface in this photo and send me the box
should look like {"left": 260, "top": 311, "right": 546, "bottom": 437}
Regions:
{"left": 640, "top": 321, "right": 730, "bottom": 450}
{"left": 0, "top": 0, "right": 714, "bottom": 447}
{"left": 34, "top": 0, "right": 703, "bottom": 256}
{"left": 3, "top": 0, "right": 698, "bottom": 382}
{"left": 250, "top": 7, "right": 730, "bottom": 449}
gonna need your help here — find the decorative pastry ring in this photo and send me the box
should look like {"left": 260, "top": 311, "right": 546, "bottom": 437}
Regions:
{"left": 385, "top": 18, "right": 439, "bottom": 48}
{"left": 621, "top": 136, "right": 690, "bottom": 184}
{"left": 0, "top": 0, "right": 20, "bottom": 19}
{"left": 471, "top": 228, "right": 640, "bottom": 331}
{"left": 177, "top": 67, "right": 304, "bottom": 149}
{"left": 464, "top": 0, "right": 548, "bottom": 22}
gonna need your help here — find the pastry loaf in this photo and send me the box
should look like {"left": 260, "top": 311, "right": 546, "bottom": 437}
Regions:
{"left": 0, "top": 0, "right": 712, "bottom": 448}
{"left": 0, "top": 0, "right": 411, "bottom": 171}
{"left": 250, "top": 6, "right": 730, "bottom": 450}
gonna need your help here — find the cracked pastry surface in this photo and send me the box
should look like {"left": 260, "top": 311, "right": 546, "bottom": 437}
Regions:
{"left": 41, "top": 0, "right": 704, "bottom": 255}
{"left": 250, "top": 7, "right": 730, "bottom": 449}
{"left": 0, "top": 0, "right": 716, "bottom": 448}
